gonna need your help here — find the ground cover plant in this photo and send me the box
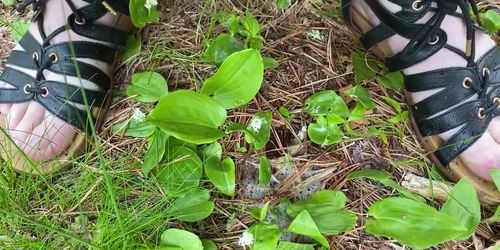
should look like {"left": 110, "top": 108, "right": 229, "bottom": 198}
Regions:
{"left": 1, "top": 0, "right": 500, "bottom": 249}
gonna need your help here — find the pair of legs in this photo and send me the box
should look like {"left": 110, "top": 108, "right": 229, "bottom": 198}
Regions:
{"left": 1, "top": 1, "right": 499, "bottom": 181}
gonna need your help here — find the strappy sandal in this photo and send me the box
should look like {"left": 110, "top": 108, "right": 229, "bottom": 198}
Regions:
{"left": 341, "top": 0, "right": 500, "bottom": 204}
{"left": 0, "top": 0, "right": 131, "bottom": 174}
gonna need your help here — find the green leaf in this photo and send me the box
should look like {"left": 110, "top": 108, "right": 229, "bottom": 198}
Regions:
{"left": 10, "top": 20, "right": 30, "bottom": 42}
{"left": 440, "top": 178, "right": 480, "bottom": 240}
{"left": 287, "top": 190, "right": 346, "bottom": 218}
{"left": 167, "top": 190, "right": 214, "bottom": 222}
{"left": 129, "top": 0, "right": 160, "bottom": 28}
{"left": 313, "top": 210, "right": 357, "bottom": 235}
{"left": 366, "top": 197, "right": 467, "bottom": 249}
{"left": 156, "top": 146, "right": 203, "bottom": 197}
{"left": 126, "top": 71, "right": 168, "bottom": 103}
{"left": 378, "top": 71, "right": 404, "bottom": 90}
{"left": 276, "top": 0, "right": 292, "bottom": 9}
{"left": 345, "top": 85, "right": 375, "bottom": 110}
{"left": 307, "top": 116, "right": 344, "bottom": 146}
{"left": 348, "top": 169, "right": 425, "bottom": 203}
{"left": 246, "top": 111, "right": 273, "bottom": 150}
{"left": 147, "top": 90, "right": 227, "bottom": 144}
{"left": 480, "top": 10, "right": 500, "bottom": 34}
{"left": 204, "top": 157, "right": 236, "bottom": 196}
{"left": 380, "top": 96, "right": 402, "bottom": 114}
{"left": 201, "top": 49, "right": 264, "bottom": 109}
{"left": 241, "top": 12, "right": 261, "bottom": 38}
{"left": 122, "top": 35, "right": 142, "bottom": 62}
{"left": 287, "top": 210, "right": 329, "bottom": 248}
{"left": 304, "top": 90, "right": 349, "bottom": 117}
{"left": 160, "top": 229, "right": 203, "bottom": 250}
{"left": 351, "top": 51, "right": 379, "bottom": 84}
{"left": 143, "top": 129, "right": 169, "bottom": 175}
{"left": 112, "top": 119, "right": 156, "bottom": 138}
{"left": 388, "top": 111, "right": 409, "bottom": 124}
{"left": 278, "top": 106, "right": 294, "bottom": 120}
{"left": 348, "top": 103, "right": 366, "bottom": 122}
{"left": 276, "top": 241, "right": 315, "bottom": 250}
{"left": 259, "top": 156, "right": 272, "bottom": 186}
{"left": 263, "top": 56, "right": 279, "bottom": 69}
{"left": 1, "top": 0, "right": 16, "bottom": 6}
{"left": 198, "top": 142, "right": 223, "bottom": 161}
{"left": 490, "top": 169, "right": 500, "bottom": 190}
{"left": 203, "top": 34, "right": 244, "bottom": 65}
{"left": 201, "top": 240, "right": 217, "bottom": 250}
{"left": 251, "top": 201, "right": 270, "bottom": 222}
{"left": 487, "top": 206, "right": 500, "bottom": 223}
{"left": 217, "top": 12, "right": 241, "bottom": 36}
{"left": 249, "top": 223, "right": 282, "bottom": 250}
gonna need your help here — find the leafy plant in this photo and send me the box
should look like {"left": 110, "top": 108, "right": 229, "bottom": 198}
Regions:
{"left": 276, "top": 0, "right": 292, "bottom": 10}
{"left": 129, "top": 0, "right": 160, "bottom": 28}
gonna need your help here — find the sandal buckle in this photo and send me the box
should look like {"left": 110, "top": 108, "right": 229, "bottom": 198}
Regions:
{"left": 102, "top": 1, "right": 118, "bottom": 16}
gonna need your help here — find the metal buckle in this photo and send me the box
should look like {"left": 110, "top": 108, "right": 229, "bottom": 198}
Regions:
{"left": 102, "top": 1, "right": 118, "bottom": 16}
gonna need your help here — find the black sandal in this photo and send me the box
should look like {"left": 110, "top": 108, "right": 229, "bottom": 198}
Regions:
{"left": 341, "top": 0, "right": 500, "bottom": 204}
{"left": 0, "top": 0, "right": 131, "bottom": 173}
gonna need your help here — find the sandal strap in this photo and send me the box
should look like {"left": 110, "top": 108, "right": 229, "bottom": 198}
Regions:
{"left": 1, "top": 0, "right": 131, "bottom": 131}
{"left": 342, "top": 0, "right": 500, "bottom": 165}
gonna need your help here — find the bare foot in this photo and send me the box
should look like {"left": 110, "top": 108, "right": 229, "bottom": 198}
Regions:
{"left": 0, "top": 0, "right": 131, "bottom": 168}
{"left": 351, "top": 0, "right": 500, "bottom": 180}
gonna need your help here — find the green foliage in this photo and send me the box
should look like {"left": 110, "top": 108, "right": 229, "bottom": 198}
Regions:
{"left": 201, "top": 240, "right": 217, "bottom": 250}
{"left": 147, "top": 90, "right": 227, "bottom": 144}
{"left": 287, "top": 210, "right": 329, "bottom": 248}
{"left": 160, "top": 229, "right": 203, "bottom": 250}
{"left": 276, "top": 0, "right": 292, "bottom": 10}
{"left": 204, "top": 157, "right": 236, "bottom": 196}
{"left": 156, "top": 146, "right": 203, "bottom": 197}
{"left": 258, "top": 156, "right": 272, "bottom": 186}
{"left": 1, "top": 0, "right": 15, "bottom": 5}
{"left": 246, "top": 112, "right": 273, "bottom": 150}
{"left": 142, "top": 129, "right": 169, "bottom": 175}
{"left": 378, "top": 71, "right": 404, "bottom": 90}
{"left": 201, "top": 49, "right": 264, "bottom": 109}
{"left": 112, "top": 119, "right": 156, "bottom": 138}
{"left": 307, "top": 115, "right": 344, "bottom": 146}
{"left": 10, "top": 20, "right": 30, "bottom": 42}
{"left": 249, "top": 223, "right": 282, "bottom": 250}
{"left": 126, "top": 71, "right": 168, "bottom": 103}
{"left": 351, "top": 51, "right": 379, "bottom": 84}
{"left": 276, "top": 241, "right": 315, "bottom": 250}
{"left": 278, "top": 106, "right": 295, "bottom": 121}
{"left": 251, "top": 201, "right": 270, "bottom": 222}
{"left": 491, "top": 169, "right": 500, "bottom": 190}
{"left": 129, "top": 0, "right": 160, "bottom": 28}
{"left": 366, "top": 197, "right": 467, "bottom": 249}
{"left": 304, "top": 90, "right": 349, "bottom": 117}
{"left": 203, "top": 34, "right": 244, "bottom": 65}
{"left": 122, "top": 35, "right": 142, "bottom": 62}
{"left": 167, "top": 190, "right": 214, "bottom": 222}
{"left": 480, "top": 10, "right": 500, "bottom": 34}
{"left": 344, "top": 85, "right": 375, "bottom": 110}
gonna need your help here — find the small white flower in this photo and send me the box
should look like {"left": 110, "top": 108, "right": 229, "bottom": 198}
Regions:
{"left": 132, "top": 108, "right": 146, "bottom": 122}
{"left": 144, "top": 0, "right": 158, "bottom": 9}
{"left": 238, "top": 231, "right": 254, "bottom": 247}
{"left": 249, "top": 117, "right": 264, "bottom": 132}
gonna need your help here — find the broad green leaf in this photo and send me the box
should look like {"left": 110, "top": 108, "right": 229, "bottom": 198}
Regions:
{"left": 249, "top": 223, "right": 282, "bottom": 250}
{"left": 490, "top": 169, "right": 500, "bottom": 190}
{"left": 488, "top": 206, "right": 500, "bottom": 223}
{"left": 304, "top": 90, "right": 349, "bottom": 117}
{"left": 308, "top": 116, "right": 344, "bottom": 146}
{"left": 287, "top": 190, "right": 347, "bottom": 218}
{"left": 380, "top": 96, "right": 402, "bottom": 114}
{"left": 351, "top": 51, "right": 379, "bottom": 84}
{"left": 276, "top": 241, "right": 315, "bottom": 250}
{"left": 1, "top": 0, "right": 15, "bottom": 6}
{"left": 204, "top": 157, "right": 236, "bottom": 196}
{"left": 201, "top": 240, "right": 217, "bottom": 250}
{"left": 201, "top": 49, "right": 264, "bottom": 109}
{"left": 246, "top": 111, "right": 273, "bottom": 150}
{"left": 143, "top": 129, "right": 169, "bottom": 175}
{"left": 287, "top": 210, "right": 329, "bottom": 248}
{"left": 345, "top": 85, "right": 375, "bottom": 110}
{"left": 122, "top": 35, "right": 142, "bottom": 62}
{"left": 217, "top": 12, "right": 241, "bottom": 36}
{"left": 203, "top": 34, "right": 244, "bottom": 65}
{"left": 378, "top": 71, "right": 404, "bottom": 90}
{"left": 167, "top": 190, "right": 214, "bottom": 222}
{"left": 112, "top": 119, "right": 156, "bottom": 138}
{"left": 440, "top": 178, "right": 480, "bottom": 240}
{"left": 276, "top": 0, "right": 292, "bottom": 9}
{"left": 348, "top": 103, "right": 366, "bottom": 121}
{"left": 126, "top": 71, "right": 168, "bottom": 103}
{"left": 241, "top": 12, "right": 261, "bottom": 38}
{"left": 259, "top": 156, "right": 272, "bottom": 186}
{"left": 251, "top": 201, "right": 270, "bottom": 222}
{"left": 129, "top": 0, "right": 160, "bottom": 28}
{"left": 263, "top": 56, "right": 279, "bottom": 69}
{"left": 10, "top": 20, "right": 30, "bottom": 42}
{"left": 156, "top": 146, "right": 203, "bottom": 197}
{"left": 278, "top": 106, "right": 294, "bottom": 120}
{"left": 313, "top": 210, "right": 357, "bottom": 235}
{"left": 388, "top": 111, "right": 409, "bottom": 124}
{"left": 480, "top": 10, "right": 500, "bottom": 34}
{"left": 348, "top": 169, "right": 425, "bottom": 203}
{"left": 366, "top": 197, "right": 467, "bottom": 249}
{"left": 160, "top": 229, "right": 203, "bottom": 250}
{"left": 198, "top": 142, "right": 223, "bottom": 161}
{"left": 147, "top": 90, "right": 227, "bottom": 144}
